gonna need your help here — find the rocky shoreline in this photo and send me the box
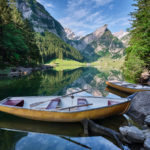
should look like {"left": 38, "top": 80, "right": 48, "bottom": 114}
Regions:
{"left": 113, "top": 91, "right": 150, "bottom": 149}
{"left": 123, "top": 91, "right": 150, "bottom": 150}
{"left": 0, "top": 65, "right": 53, "bottom": 77}
{"left": 82, "top": 91, "right": 150, "bottom": 150}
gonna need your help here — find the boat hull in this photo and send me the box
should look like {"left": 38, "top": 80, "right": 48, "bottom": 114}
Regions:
{"left": 0, "top": 101, "right": 130, "bottom": 122}
{"left": 106, "top": 81, "right": 150, "bottom": 94}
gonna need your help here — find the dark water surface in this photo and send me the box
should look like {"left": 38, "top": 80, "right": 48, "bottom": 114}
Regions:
{"left": 0, "top": 67, "right": 131, "bottom": 150}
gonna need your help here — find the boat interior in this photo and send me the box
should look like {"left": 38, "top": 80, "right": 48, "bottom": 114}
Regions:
{"left": 111, "top": 81, "right": 150, "bottom": 89}
{"left": 0, "top": 96, "right": 128, "bottom": 112}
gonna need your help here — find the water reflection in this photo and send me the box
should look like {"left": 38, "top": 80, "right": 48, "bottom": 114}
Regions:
{"left": 0, "top": 114, "right": 128, "bottom": 137}
{"left": 15, "top": 133, "right": 120, "bottom": 150}
{"left": 0, "top": 129, "right": 27, "bottom": 150}
{"left": 105, "top": 87, "right": 130, "bottom": 98}
{"left": 0, "top": 68, "right": 83, "bottom": 99}
{"left": 0, "top": 113, "right": 128, "bottom": 150}
{"left": 0, "top": 114, "right": 83, "bottom": 137}
{"left": 0, "top": 67, "right": 129, "bottom": 150}
{"left": 0, "top": 67, "right": 124, "bottom": 100}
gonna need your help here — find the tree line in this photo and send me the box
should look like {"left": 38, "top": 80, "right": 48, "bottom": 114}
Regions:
{"left": 123, "top": 0, "right": 150, "bottom": 82}
{"left": 0, "top": 0, "right": 41, "bottom": 68}
{"left": 0, "top": 0, "right": 83, "bottom": 68}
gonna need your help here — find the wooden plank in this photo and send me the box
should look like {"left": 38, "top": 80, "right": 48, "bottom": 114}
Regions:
{"left": 30, "top": 89, "right": 87, "bottom": 107}
{"left": 58, "top": 103, "right": 93, "bottom": 111}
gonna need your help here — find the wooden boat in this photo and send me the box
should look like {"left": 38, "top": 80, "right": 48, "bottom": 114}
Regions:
{"left": 106, "top": 81, "right": 150, "bottom": 94}
{"left": 0, "top": 96, "right": 131, "bottom": 122}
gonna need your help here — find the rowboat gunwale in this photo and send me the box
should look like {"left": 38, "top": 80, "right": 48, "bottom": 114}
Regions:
{"left": 106, "top": 81, "right": 150, "bottom": 94}
{"left": 0, "top": 96, "right": 131, "bottom": 122}
{"left": 0, "top": 96, "right": 130, "bottom": 113}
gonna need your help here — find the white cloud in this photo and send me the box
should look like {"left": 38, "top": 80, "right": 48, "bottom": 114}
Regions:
{"left": 49, "top": 0, "right": 129, "bottom": 36}
{"left": 109, "top": 17, "right": 130, "bottom": 27}
{"left": 37, "top": 0, "right": 54, "bottom": 9}
{"left": 59, "top": 0, "right": 109, "bottom": 36}
{"left": 46, "top": 3, "right": 54, "bottom": 8}
{"left": 92, "top": 0, "right": 113, "bottom": 6}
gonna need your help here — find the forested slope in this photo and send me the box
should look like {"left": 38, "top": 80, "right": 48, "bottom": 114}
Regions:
{"left": 0, "top": 0, "right": 41, "bottom": 68}
{"left": 123, "top": 0, "right": 150, "bottom": 82}
{"left": 35, "top": 32, "right": 83, "bottom": 63}
{"left": 0, "top": 0, "right": 83, "bottom": 68}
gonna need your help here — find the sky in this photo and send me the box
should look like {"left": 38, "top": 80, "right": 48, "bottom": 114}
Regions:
{"left": 37, "top": 0, "right": 134, "bottom": 36}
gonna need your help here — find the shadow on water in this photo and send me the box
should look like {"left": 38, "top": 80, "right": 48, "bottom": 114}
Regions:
{"left": 0, "top": 113, "right": 128, "bottom": 150}
{"left": 0, "top": 67, "right": 130, "bottom": 150}
{"left": 105, "top": 86, "right": 130, "bottom": 98}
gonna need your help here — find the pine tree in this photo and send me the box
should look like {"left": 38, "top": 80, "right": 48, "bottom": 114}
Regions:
{"left": 0, "top": 0, "right": 11, "bottom": 25}
{"left": 123, "top": 0, "right": 150, "bottom": 82}
{"left": 0, "top": 0, "right": 41, "bottom": 67}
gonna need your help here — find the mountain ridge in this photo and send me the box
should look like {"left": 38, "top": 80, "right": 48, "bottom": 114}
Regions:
{"left": 68, "top": 25, "right": 127, "bottom": 61}
{"left": 16, "top": 0, "right": 67, "bottom": 41}
{"left": 15, "top": 0, "right": 129, "bottom": 62}
{"left": 64, "top": 28, "right": 81, "bottom": 40}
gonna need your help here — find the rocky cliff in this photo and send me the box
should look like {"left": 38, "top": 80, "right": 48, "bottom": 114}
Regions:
{"left": 113, "top": 30, "right": 130, "bottom": 47}
{"left": 69, "top": 25, "right": 125, "bottom": 61}
{"left": 16, "top": 0, "right": 66, "bottom": 40}
{"left": 15, "top": 0, "right": 128, "bottom": 62}
{"left": 64, "top": 28, "right": 81, "bottom": 40}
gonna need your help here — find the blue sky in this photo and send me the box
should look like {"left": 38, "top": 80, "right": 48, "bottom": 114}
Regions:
{"left": 37, "top": 0, "right": 134, "bottom": 36}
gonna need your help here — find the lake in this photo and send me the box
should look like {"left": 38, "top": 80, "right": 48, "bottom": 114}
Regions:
{"left": 0, "top": 67, "right": 131, "bottom": 150}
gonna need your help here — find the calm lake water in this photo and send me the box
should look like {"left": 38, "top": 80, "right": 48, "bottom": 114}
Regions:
{"left": 0, "top": 67, "right": 131, "bottom": 150}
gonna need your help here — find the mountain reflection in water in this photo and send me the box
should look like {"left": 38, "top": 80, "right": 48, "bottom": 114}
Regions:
{"left": 0, "top": 67, "right": 124, "bottom": 99}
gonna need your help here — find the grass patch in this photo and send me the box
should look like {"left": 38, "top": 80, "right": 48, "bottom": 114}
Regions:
{"left": 91, "top": 56, "right": 125, "bottom": 71}
{"left": 47, "top": 59, "right": 87, "bottom": 71}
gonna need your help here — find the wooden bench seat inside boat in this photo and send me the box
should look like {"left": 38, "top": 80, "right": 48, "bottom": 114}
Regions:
{"left": 3, "top": 100, "right": 24, "bottom": 107}
{"left": 46, "top": 98, "right": 61, "bottom": 109}
{"left": 78, "top": 98, "right": 88, "bottom": 105}
{"left": 108, "top": 100, "right": 119, "bottom": 106}
{"left": 77, "top": 98, "right": 88, "bottom": 110}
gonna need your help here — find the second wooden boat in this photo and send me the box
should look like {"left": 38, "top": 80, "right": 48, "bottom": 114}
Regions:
{"left": 106, "top": 81, "right": 150, "bottom": 94}
{"left": 0, "top": 96, "right": 131, "bottom": 122}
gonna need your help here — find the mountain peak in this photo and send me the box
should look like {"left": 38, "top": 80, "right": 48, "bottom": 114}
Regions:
{"left": 64, "top": 28, "right": 81, "bottom": 40}
{"left": 93, "top": 24, "right": 108, "bottom": 38}
{"left": 113, "top": 30, "right": 129, "bottom": 39}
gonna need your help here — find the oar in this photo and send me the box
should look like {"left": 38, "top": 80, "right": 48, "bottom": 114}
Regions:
{"left": 60, "top": 136, "right": 92, "bottom": 149}
{"left": 30, "top": 89, "right": 88, "bottom": 108}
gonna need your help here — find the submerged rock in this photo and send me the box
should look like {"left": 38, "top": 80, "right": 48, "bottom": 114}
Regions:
{"left": 127, "top": 91, "right": 150, "bottom": 124}
{"left": 119, "top": 126, "right": 145, "bottom": 143}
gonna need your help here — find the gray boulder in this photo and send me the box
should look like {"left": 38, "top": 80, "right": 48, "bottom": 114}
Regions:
{"left": 8, "top": 71, "right": 21, "bottom": 77}
{"left": 16, "top": 67, "right": 32, "bottom": 75}
{"left": 119, "top": 126, "right": 145, "bottom": 143}
{"left": 144, "top": 138, "right": 150, "bottom": 150}
{"left": 145, "top": 115, "right": 150, "bottom": 126}
{"left": 127, "top": 91, "right": 150, "bottom": 124}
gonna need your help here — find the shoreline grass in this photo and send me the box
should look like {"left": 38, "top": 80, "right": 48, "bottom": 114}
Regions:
{"left": 46, "top": 59, "right": 87, "bottom": 71}
{"left": 91, "top": 56, "right": 125, "bottom": 71}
